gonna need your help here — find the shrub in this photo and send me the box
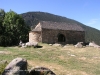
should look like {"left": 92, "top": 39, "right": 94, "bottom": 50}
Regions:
{"left": 0, "top": 63, "right": 7, "bottom": 74}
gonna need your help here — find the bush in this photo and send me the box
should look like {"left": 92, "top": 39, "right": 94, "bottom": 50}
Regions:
{"left": 0, "top": 63, "right": 7, "bottom": 74}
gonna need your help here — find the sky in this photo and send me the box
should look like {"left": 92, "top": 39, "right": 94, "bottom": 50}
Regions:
{"left": 0, "top": 0, "right": 100, "bottom": 30}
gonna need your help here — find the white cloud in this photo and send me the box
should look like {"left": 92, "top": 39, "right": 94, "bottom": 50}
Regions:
{"left": 87, "top": 19, "right": 99, "bottom": 25}
{"left": 85, "top": 18, "right": 100, "bottom": 30}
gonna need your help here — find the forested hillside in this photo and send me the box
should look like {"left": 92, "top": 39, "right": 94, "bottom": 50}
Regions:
{"left": 21, "top": 12, "right": 100, "bottom": 45}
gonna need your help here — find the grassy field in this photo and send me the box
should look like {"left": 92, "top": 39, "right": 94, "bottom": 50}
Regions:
{"left": 0, "top": 43, "right": 100, "bottom": 75}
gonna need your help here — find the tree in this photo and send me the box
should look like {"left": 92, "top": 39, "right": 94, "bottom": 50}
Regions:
{"left": 0, "top": 9, "right": 5, "bottom": 33}
{"left": 0, "top": 9, "right": 6, "bottom": 46}
{"left": 1, "top": 10, "right": 30, "bottom": 46}
{"left": 0, "top": 9, "right": 5, "bottom": 20}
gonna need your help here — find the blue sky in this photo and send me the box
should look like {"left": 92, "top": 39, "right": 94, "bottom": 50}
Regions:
{"left": 1, "top": 0, "right": 100, "bottom": 30}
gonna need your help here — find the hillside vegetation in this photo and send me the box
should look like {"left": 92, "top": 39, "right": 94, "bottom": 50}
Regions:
{"left": 21, "top": 12, "right": 100, "bottom": 45}
{"left": 0, "top": 43, "right": 100, "bottom": 75}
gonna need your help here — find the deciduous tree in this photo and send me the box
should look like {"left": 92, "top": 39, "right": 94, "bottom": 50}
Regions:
{"left": 0, "top": 10, "right": 30, "bottom": 46}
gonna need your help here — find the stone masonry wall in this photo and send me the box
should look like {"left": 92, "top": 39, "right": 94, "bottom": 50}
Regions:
{"left": 42, "top": 28, "right": 85, "bottom": 44}
{"left": 29, "top": 31, "right": 41, "bottom": 43}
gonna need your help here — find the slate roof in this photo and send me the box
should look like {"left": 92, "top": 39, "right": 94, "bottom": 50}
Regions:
{"left": 32, "top": 21, "right": 84, "bottom": 31}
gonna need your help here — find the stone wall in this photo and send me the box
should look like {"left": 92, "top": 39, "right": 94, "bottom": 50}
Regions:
{"left": 29, "top": 31, "right": 41, "bottom": 42}
{"left": 42, "top": 28, "right": 85, "bottom": 44}
{"left": 29, "top": 29, "right": 85, "bottom": 44}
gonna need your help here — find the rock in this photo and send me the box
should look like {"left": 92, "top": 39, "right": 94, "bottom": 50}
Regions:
{"left": 66, "top": 44, "right": 70, "bottom": 46}
{"left": 21, "top": 43, "right": 27, "bottom": 48}
{"left": 89, "top": 42, "right": 95, "bottom": 47}
{"left": 70, "top": 54, "right": 76, "bottom": 57}
{"left": 2, "top": 57, "right": 28, "bottom": 75}
{"left": 19, "top": 40, "right": 23, "bottom": 47}
{"left": 53, "top": 43, "right": 62, "bottom": 47}
{"left": 86, "top": 45, "right": 89, "bottom": 47}
{"left": 94, "top": 45, "right": 100, "bottom": 48}
{"left": 63, "top": 46, "right": 67, "bottom": 48}
{"left": 29, "top": 67, "right": 56, "bottom": 75}
{"left": 89, "top": 41, "right": 100, "bottom": 48}
{"left": 25, "top": 42, "right": 38, "bottom": 48}
{"left": 74, "top": 42, "right": 83, "bottom": 48}
{"left": 49, "top": 44, "right": 52, "bottom": 46}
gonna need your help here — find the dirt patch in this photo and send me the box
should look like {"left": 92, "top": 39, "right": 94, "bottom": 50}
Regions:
{"left": 28, "top": 60, "right": 89, "bottom": 75}
{"left": 28, "top": 60, "right": 69, "bottom": 75}
{"left": 79, "top": 57, "right": 86, "bottom": 61}
{"left": 0, "top": 51, "right": 12, "bottom": 54}
{"left": 67, "top": 70, "right": 89, "bottom": 75}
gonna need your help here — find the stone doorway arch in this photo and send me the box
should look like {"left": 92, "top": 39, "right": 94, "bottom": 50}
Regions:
{"left": 58, "top": 34, "right": 66, "bottom": 42}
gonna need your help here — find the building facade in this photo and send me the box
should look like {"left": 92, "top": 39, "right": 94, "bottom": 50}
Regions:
{"left": 29, "top": 21, "right": 85, "bottom": 44}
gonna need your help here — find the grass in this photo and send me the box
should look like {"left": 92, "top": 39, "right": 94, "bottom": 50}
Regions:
{"left": 0, "top": 43, "right": 100, "bottom": 75}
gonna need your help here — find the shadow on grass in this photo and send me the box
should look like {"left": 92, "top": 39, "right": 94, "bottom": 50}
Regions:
{"left": 36, "top": 45, "right": 43, "bottom": 48}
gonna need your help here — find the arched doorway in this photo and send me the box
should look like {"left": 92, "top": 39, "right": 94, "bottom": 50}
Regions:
{"left": 58, "top": 34, "right": 66, "bottom": 42}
